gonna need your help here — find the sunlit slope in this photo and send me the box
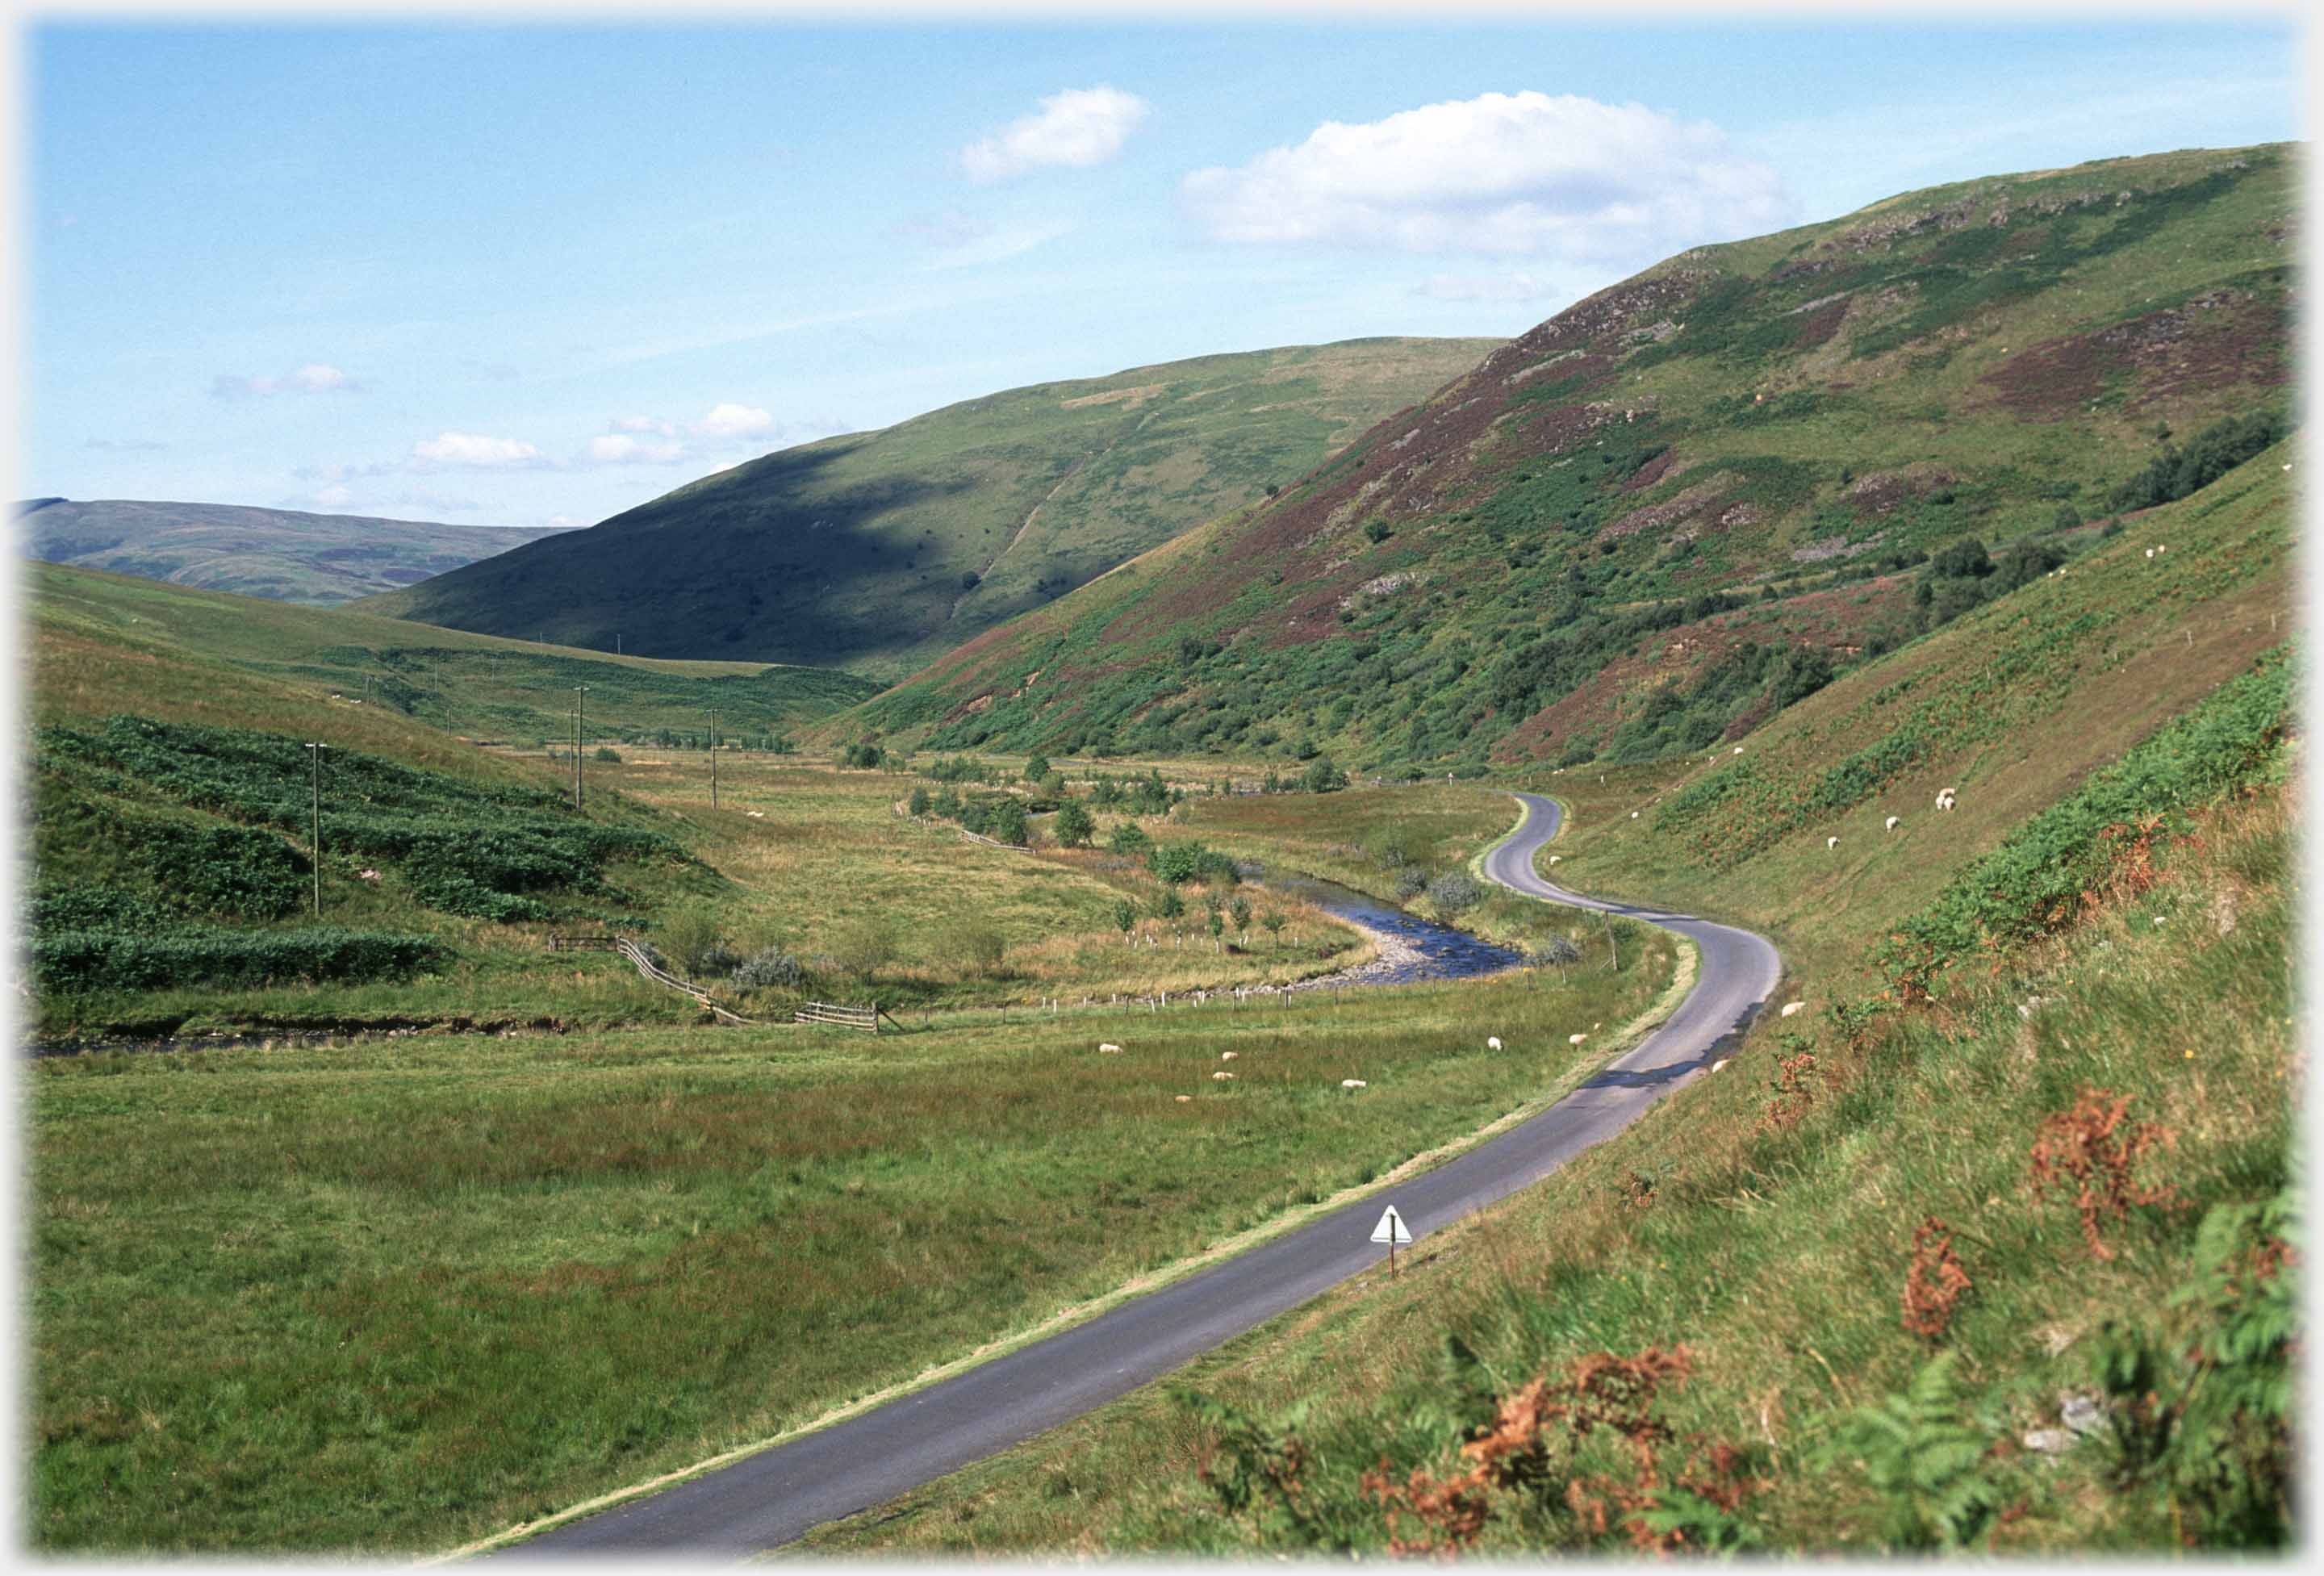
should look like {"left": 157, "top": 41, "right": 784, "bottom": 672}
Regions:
{"left": 19, "top": 497, "right": 569, "bottom": 604}
{"left": 31, "top": 562, "right": 880, "bottom": 746}
{"left": 358, "top": 337, "right": 1503, "bottom": 677}
{"left": 849, "top": 144, "right": 2292, "bottom": 770}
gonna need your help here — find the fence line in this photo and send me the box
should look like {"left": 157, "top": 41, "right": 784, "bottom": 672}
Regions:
{"left": 795, "top": 1000, "right": 880, "bottom": 1033}
{"left": 609, "top": 937, "right": 763, "bottom": 1026}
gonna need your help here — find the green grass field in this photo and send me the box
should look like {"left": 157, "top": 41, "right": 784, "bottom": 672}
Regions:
{"left": 30, "top": 917, "right": 1676, "bottom": 1552}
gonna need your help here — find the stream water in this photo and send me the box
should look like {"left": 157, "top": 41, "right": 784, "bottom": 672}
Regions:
{"left": 1259, "top": 871, "right": 1528, "bottom": 985}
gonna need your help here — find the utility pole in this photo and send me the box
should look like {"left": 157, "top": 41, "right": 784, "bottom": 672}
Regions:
{"left": 571, "top": 686, "right": 588, "bottom": 810}
{"left": 708, "top": 707, "right": 718, "bottom": 809}
{"left": 304, "top": 742, "right": 329, "bottom": 915}
{"left": 1602, "top": 909, "right": 1620, "bottom": 972}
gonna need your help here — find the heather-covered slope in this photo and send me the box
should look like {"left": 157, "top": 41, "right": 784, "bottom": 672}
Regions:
{"left": 358, "top": 337, "right": 1501, "bottom": 678}
{"left": 850, "top": 144, "right": 2293, "bottom": 771}
{"left": 19, "top": 498, "right": 567, "bottom": 604}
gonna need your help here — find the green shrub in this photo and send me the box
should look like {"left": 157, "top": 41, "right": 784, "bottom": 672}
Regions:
{"left": 31, "top": 926, "right": 448, "bottom": 993}
{"left": 1054, "top": 800, "right": 1094, "bottom": 847}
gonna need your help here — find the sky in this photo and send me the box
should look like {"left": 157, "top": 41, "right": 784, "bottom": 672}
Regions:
{"left": 19, "top": 10, "right": 2307, "bottom": 531}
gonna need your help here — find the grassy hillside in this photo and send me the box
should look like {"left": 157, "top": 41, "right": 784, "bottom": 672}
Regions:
{"left": 788, "top": 448, "right": 2298, "bottom": 1558}
{"left": 357, "top": 337, "right": 1502, "bottom": 677}
{"left": 848, "top": 144, "right": 2292, "bottom": 771}
{"left": 19, "top": 497, "right": 568, "bottom": 604}
{"left": 30, "top": 562, "right": 880, "bottom": 746}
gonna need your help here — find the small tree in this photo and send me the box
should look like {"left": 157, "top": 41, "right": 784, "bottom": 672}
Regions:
{"left": 1153, "top": 889, "right": 1185, "bottom": 922}
{"left": 1230, "top": 896, "right": 1252, "bottom": 938}
{"left": 1113, "top": 898, "right": 1137, "bottom": 941}
{"left": 1260, "top": 910, "right": 1286, "bottom": 947}
{"left": 908, "top": 785, "right": 932, "bottom": 817}
{"left": 947, "top": 922, "right": 1008, "bottom": 980}
{"left": 1301, "top": 755, "right": 1348, "bottom": 794}
{"left": 1207, "top": 909, "right": 1225, "bottom": 947}
{"left": 1054, "top": 800, "right": 1094, "bottom": 847}
{"left": 828, "top": 918, "right": 899, "bottom": 985}
{"left": 1110, "top": 821, "right": 1154, "bottom": 858}
{"left": 1023, "top": 752, "right": 1050, "bottom": 783}
{"left": 988, "top": 796, "right": 1031, "bottom": 846}
{"left": 1537, "top": 934, "right": 1582, "bottom": 984}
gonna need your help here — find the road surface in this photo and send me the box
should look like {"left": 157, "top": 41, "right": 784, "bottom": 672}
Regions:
{"left": 505, "top": 791, "right": 1779, "bottom": 1555}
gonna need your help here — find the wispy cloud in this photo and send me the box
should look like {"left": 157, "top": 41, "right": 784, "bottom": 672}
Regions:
{"left": 411, "top": 431, "right": 547, "bottom": 469}
{"left": 1183, "top": 91, "right": 1792, "bottom": 262}
{"left": 212, "top": 362, "right": 362, "bottom": 399}
{"left": 961, "top": 86, "right": 1148, "bottom": 182}
{"left": 85, "top": 437, "right": 169, "bottom": 453}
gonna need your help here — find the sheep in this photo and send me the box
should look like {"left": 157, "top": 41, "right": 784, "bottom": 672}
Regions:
{"left": 1827, "top": 835, "right": 1840, "bottom": 850}
{"left": 746, "top": 810, "right": 765, "bottom": 818}
{"left": 1936, "top": 788, "right": 1958, "bottom": 811}
{"left": 1570, "top": 1032, "right": 1588, "bottom": 1045}
{"left": 2158, "top": 544, "right": 2167, "bottom": 555}
{"left": 1098, "top": 1042, "right": 1123, "bottom": 1054}
{"left": 1733, "top": 745, "right": 1745, "bottom": 754}
{"left": 1780, "top": 1001, "right": 1805, "bottom": 1018}
{"left": 1549, "top": 855, "right": 1562, "bottom": 865}
{"left": 1631, "top": 810, "right": 1639, "bottom": 819}
{"left": 1220, "top": 1051, "right": 1239, "bottom": 1060}
{"left": 1175, "top": 1094, "right": 1193, "bottom": 1103}
{"left": 1341, "top": 1079, "right": 1368, "bottom": 1089}
{"left": 1486, "top": 1036, "right": 1503, "bottom": 1051}
{"left": 1710, "top": 1058, "right": 1732, "bottom": 1073}
{"left": 1212, "top": 1070, "right": 1235, "bottom": 1081}
{"left": 1886, "top": 815, "right": 1900, "bottom": 832}
{"left": 2146, "top": 547, "right": 2155, "bottom": 559}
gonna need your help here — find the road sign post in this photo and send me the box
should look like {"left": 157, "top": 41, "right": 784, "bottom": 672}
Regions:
{"left": 1371, "top": 1203, "right": 1411, "bottom": 1277}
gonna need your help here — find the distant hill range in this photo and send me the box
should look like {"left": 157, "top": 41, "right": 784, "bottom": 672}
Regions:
{"left": 18, "top": 498, "right": 571, "bottom": 605}
{"left": 354, "top": 337, "right": 1503, "bottom": 679}
{"left": 845, "top": 143, "right": 2293, "bottom": 772}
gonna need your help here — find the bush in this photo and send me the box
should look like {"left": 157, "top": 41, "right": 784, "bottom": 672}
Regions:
{"left": 592, "top": 746, "right": 622, "bottom": 763}
{"left": 986, "top": 796, "right": 1030, "bottom": 846}
{"left": 1109, "top": 822, "right": 1154, "bottom": 857}
{"left": 907, "top": 786, "right": 932, "bottom": 817}
{"left": 31, "top": 926, "right": 448, "bottom": 993}
{"left": 730, "top": 947, "right": 807, "bottom": 990}
{"left": 1426, "top": 872, "right": 1482, "bottom": 913}
{"left": 1394, "top": 867, "right": 1429, "bottom": 901}
{"left": 1053, "top": 800, "right": 1094, "bottom": 847}
{"left": 658, "top": 906, "right": 737, "bottom": 977}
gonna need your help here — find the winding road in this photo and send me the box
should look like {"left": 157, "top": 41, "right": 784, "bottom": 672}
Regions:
{"left": 501, "top": 792, "right": 1780, "bottom": 1556}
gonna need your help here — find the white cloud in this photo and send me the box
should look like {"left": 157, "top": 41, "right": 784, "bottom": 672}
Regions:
{"left": 310, "top": 483, "right": 356, "bottom": 509}
{"left": 85, "top": 437, "right": 169, "bottom": 453}
{"left": 931, "top": 222, "right": 1072, "bottom": 270}
{"left": 545, "top": 515, "right": 587, "bottom": 529}
{"left": 212, "top": 362, "right": 362, "bottom": 399}
{"left": 1415, "top": 271, "right": 1570, "bottom": 304}
{"left": 587, "top": 433, "right": 688, "bottom": 466}
{"left": 961, "top": 86, "right": 1148, "bottom": 182}
{"left": 696, "top": 402, "right": 775, "bottom": 439}
{"left": 412, "top": 431, "right": 545, "bottom": 468}
{"left": 1181, "top": 91, "right": 1792, "bottom": 261}
{"left": 613, "top": 414, "right": 681, "bottom": 437}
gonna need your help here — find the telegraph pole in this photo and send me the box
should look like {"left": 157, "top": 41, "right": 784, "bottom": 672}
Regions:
{"left": 571, "top": 686, "right": 588, "bottom": 810}
{"left": 708, "top": 706, "right": 719, "bottom": 810}
{"left": 304, "top": 742, "right": 329, "bottom": 915}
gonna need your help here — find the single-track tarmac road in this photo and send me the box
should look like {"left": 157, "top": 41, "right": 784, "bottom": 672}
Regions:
{"left": 503, "top": 792, "right": 1779, "bottom": 1555}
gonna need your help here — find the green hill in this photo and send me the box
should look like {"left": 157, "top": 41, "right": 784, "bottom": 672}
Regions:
{"left": 355, "top": 337, "right": 1503, "bottom": 678}
{"left": 29, "top": 562, "right": 880, "bottom": 746}
{"left": 847, "top": 144, "right": 2292, "bottom": 771}
{"left": 18, "top": 497, "right": 570, "bottom": 604}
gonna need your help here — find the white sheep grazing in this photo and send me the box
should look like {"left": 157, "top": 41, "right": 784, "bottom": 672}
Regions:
{"left": 1631, "top": 810, "right": 1639, "bottom": 819}
{"left": 1213, "top": 1070, "right": 1235, "bottom": 1081}
{"left": 1780, "top": 1001, "right": 1805, "bottom": 1018}
{"left": 1710, "top": 1059, "right": 1732, "bottom": 1074}
{"left": 1886, "top": 815, "right": 1900, "bottom": 832}
{"left": 1098, "top": 1042, "right": 1123, "bottom": 1054}
{"left": 1175, "top": 1094, "right": 1193, "bottom": 1103}
{"left": 1341, "top": 1078, "right": 1368, "bottom": 1089}
{"left": 2146, "top": 547, "right": 2155, "bottom": 559}
{"left": 2158, "top": 543, "right": 2167, "bottom": 555}
{"left": 1936, "top": 788, "right": 1958, "bottom": 812}
{"left": 1733, "top": 746, "right": 1745, "bottom": 755}
{"left": 1549, "top": 855, "right": 1562, "bottom": 865}
{"left": 1220, "top": 1051, "right": 1239, "bottom": 1061}
{"left": 1827, "top": 835, "right": 1840, "bottom": 850}
{"left": 1570, "top": 1032, "right": 1588, "bottom": 1045}
{"left": 1486, "top": 1036, "right": 1503, "bottom": 1051}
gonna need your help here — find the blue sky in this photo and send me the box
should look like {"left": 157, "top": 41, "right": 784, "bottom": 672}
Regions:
{"left": 23, "top": 15, "right": 2303, "bottom": 529}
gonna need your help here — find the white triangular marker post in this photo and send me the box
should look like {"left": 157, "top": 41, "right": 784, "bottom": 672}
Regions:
{"left": 1371, "top": 1204, "right": 1411, "bottom": 1276}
